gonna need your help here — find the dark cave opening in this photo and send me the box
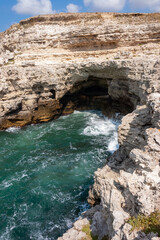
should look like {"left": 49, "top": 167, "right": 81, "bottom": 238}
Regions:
{"left": 0, "top": 75, "right": 134, "bottom": 130}
{"left": 60, "top": 76, "right": 134, "bottom": 118}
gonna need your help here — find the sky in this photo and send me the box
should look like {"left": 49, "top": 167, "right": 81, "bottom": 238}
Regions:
{"left": 0, "top": 0, "right": 160, "bottom": 32}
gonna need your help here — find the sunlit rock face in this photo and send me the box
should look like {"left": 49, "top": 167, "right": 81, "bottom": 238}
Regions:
{"left": 0, "top": 12, "right": 160, "bottom": 240}
{"left": 0, "top": 12, "right": 160, "bottom": 129}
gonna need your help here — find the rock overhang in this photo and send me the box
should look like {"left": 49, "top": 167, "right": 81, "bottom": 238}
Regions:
{"left": 0, "top": 13, "right": 160, "bottom": 239}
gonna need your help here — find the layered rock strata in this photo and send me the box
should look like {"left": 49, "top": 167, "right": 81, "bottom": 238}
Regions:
{"left": 0, "top": 12, "right": 160, "bottom": 239}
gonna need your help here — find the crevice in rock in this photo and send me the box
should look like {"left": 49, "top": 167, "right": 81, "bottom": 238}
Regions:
{"left": 50, "top": 89, "right": 56, "bottom": 99}
{"left": 32, "top": 83, "right": 44, "bottom": 94}
{"left": 5, "top": 102, "right": 22, "bottom": 116}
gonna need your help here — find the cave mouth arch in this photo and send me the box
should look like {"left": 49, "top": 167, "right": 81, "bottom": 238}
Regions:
{"left": 59, "top": 75, "right": 134, "bottom": 118}
{"left": 0, "top": 75, "right": 135, "bottom": 130}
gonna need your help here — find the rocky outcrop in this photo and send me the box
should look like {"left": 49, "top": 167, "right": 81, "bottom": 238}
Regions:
{"left": 0, "top": 12, "right": 160, "bottom": 129}
{"left": 0, "top": 12, "right": 160, "bottom": 239}
{"left": 59, "top": 96, "right": 160, "bottom": 240}
{"left": 87, "top": 101, "right": 160, "bottom": 240}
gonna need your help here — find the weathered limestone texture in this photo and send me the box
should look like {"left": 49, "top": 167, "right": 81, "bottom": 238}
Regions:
{"left": 0, "top": 12, "right": 160, "bottom": 239}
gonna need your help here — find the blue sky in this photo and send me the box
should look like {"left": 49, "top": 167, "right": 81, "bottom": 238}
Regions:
{"left": 0, "top": 0, "right": 159, "bottom": 32}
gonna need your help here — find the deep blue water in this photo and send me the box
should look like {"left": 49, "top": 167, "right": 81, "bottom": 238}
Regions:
{"left": 0, "top": 111, "right": 120, "bottom": 240}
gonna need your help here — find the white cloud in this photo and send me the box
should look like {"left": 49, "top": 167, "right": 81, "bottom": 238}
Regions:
{"left": 12, "top": 0, "right": 55, "bottom": 15}
{"left": 84, "top": 0, "right": 125, "bottom": 11}
{"left": 130, "top": 0, "right": 160, "bottom": 11}
{"left": 66, "top": 3, "right": 80, "bottom": 13}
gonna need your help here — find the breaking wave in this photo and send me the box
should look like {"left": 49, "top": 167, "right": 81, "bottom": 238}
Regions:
{"left": 0, "top": 110, "right": 121, "bottom": 240}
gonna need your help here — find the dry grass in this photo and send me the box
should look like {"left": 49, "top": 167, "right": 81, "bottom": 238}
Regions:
{"left": 81, "top": 224, "right": 109, "bottom": 240}
{"left": 127, "top": 211, "right": 160, "bottom": 236}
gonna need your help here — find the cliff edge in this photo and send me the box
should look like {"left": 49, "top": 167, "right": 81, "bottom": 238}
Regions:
{"left": 0, "top": 13, "right": 160, "bottom": 240}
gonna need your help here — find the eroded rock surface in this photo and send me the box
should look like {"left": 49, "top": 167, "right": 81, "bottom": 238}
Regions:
{"left": 0, "top": 12, "right": 160, "bottom": 240}
{"left": 0, "top": 12, "right": 160, "bottom": 129}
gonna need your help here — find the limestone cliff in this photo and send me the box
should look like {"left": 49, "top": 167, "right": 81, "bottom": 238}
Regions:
{"left": 0, "top": 13, "right": 160, "bottom": 240}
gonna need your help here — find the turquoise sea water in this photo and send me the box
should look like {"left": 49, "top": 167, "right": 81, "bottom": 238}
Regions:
{"left": 0, "top": 111, "right": 120, "bottom": 240}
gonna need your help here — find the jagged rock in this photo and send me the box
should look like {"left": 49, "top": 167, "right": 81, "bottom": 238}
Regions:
{"left": 0, "top": 12, "right": 160, "bottom": 129}
{"left": 148, "top": 93, "right": 160, "bottom": 128}
{"left": 88, "top": 94, "right": 160, "bottom": 240}
{"left": 0, "top": 12, "right": 160, "bottom": 240}
{"left": 58, "top": 218, "right": 89, "bottom": 240}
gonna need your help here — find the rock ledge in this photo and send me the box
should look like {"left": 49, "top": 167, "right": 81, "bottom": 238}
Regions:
{"left": 0, "top": 12, "right": 160, "bottom": 240}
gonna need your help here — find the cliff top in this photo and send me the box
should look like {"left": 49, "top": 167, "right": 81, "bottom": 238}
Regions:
{"left": 4, "top": 12, "right": 160, "bottom": 34}
{"left": 0, "top": 11, "right": 160, "bottom": 68}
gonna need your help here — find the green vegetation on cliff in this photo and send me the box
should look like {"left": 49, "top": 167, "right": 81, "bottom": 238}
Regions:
{"left": 127, "top": 211, "right": 160, "bottom": 236}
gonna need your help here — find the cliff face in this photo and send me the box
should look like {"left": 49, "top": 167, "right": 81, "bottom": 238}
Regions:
{"left": 0, "top": 13, "right": 160, "bottom": 240}
{"left": 0, "top": 13, "right": 160, "bottom": 128}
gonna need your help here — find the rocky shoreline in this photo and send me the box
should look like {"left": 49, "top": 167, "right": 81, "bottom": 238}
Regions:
{"left": 59, "top": 99, "right": 160, "bottom": 240}
{"left": 0, "top": 13, "right": 160, "bottom": 239}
